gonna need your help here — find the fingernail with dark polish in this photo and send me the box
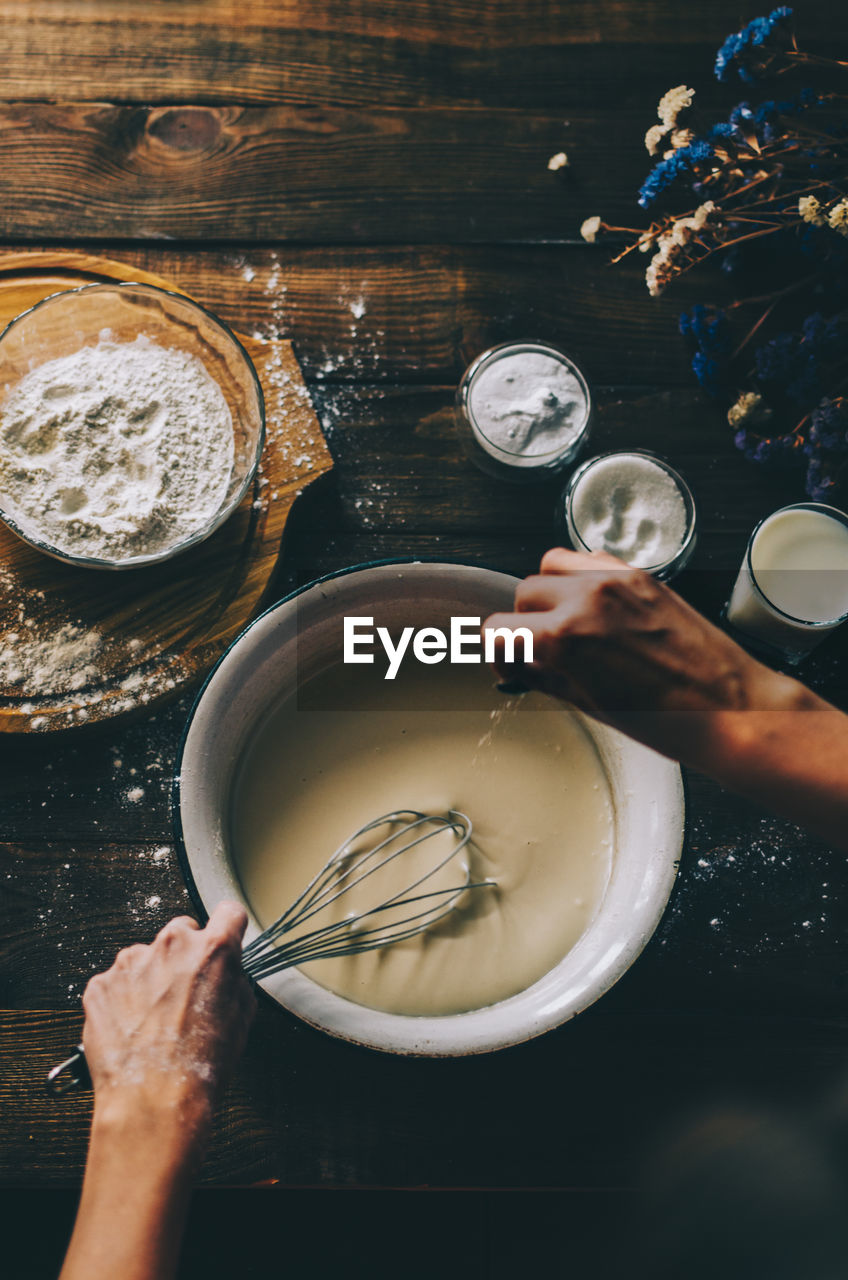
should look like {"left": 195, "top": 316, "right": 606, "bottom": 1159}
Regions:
{"left": 496, "top": 679, "right": 529, "bottom": 695}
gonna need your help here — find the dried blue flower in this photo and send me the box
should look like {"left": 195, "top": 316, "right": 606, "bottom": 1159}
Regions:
{"left": 691, "top": 350, "right": 726, "bottom": 397}
{"left": 755, "top": 89, "right": 819, "bottom": 130}
{"left": 709, "top": 121, "right": 743, "bottom": 143}
{"left": 754, "top": 332, "right": 797, "bottom": 383}
{"left": 729, "top": 103, "right": 755, "bottom": 127}
{"left": 805, "top": 455, "right": 836, "bottom": 499}
{"left": 801, "top": 312, "right": 842, "bottom": 356}
{"left": 787, "top": 360, "right": 823, "bottom": 406}
{"left": 638, "top": 139, "right": 714, "bottom": 208}
{"left": 681, "top": 306, "right": 731, "bottom": 398}
{"left": 809, "top": 399, "right": 848, "bottom": 452}
{"left": 698, "top": 306, "right": 730, "bottom": 352}
{"left": 714, "top": 7, "right": 794, "bottom": 83}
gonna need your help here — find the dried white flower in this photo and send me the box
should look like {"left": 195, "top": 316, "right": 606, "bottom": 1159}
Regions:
{"left": 658, "top": 85, "right": 694, "bottom": 128}
{"left": 670, "top": 128, "right": 695, "bottom": 150}
{"left": 580, "top": 215, "right": 602, "bottom": 243}
{"left": 645, "top": 124, "right": 670, "bottom": 156}
{"left": 827, "top": 199, "right": 848, "bottom": 236}
{"left": 644, "top": 205, "right": 715, "bottom": 296}
{"left": 727, "top": 391, "right": 772, "bottom": 429}
{"left": 646, "top": 254, "right": 672, "bottom": 297}
{"left": 547, "top": 151, "right": 568, "bottom": 171}
{"left": 667, "top": 202, "right": 716, "bottom": 250}
{"left": 690, "top": 200, "right": 716, "bottom": 231}
{"left": 799, "top": 195, "right": 827, "bottom": 226}
{"left": 645, "top": 231, "right": 679, "bottom": 296}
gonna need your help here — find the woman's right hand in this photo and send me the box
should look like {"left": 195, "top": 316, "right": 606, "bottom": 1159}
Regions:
{"left": 485, "top": 547, "right": 815, "bottom": 770}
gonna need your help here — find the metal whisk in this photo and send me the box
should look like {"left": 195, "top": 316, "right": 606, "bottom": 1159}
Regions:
{"left": 242, "top": 808, "right": 486, "bottom": 979}
{"left": 47, "top": 809, "right": 490, "bottom": 1096}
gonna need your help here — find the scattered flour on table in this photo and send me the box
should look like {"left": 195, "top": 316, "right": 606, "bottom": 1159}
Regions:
{"left": 0, "top": 576, "right": 188, "bottom": 722}
{"left": 0, "top": 335, "right": 234, "bottom": 561}
{"left": 0, "top": 621, "right": 103, "bottom": 693}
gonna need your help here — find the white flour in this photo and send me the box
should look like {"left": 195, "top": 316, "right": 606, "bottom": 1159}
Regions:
{"left": 0, "top": 621, "right": 102, "bottom": 693}
{"left": 0, "top": 335, "right": 234, "bottom": 561}
{"left": 469, "top": 351, "right": 588, "bottom": 456}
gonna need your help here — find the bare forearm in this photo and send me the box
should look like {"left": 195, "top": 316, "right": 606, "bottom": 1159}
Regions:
{"left": 691, "top": 680, "right": 848, "bottom": 851}
{"left": 60, "top": 1100, "right": 206, "bottom": 1280}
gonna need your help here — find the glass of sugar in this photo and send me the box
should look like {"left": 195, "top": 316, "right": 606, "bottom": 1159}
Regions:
{"left": 725, "top": 502, "right": 848, "bottom": 664}
{"left": 456, "top": 341, "right": 592, "bottom": 482}
{"left": 561, "top": 449, "right": 697, "bottom": 581}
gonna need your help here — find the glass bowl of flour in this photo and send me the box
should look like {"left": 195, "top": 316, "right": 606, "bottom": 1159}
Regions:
{"left": 0, "top": 282, "right": 265, "bottom": 569}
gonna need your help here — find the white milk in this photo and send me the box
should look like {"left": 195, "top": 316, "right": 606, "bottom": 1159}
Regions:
{"left": 726, "top": 504, "right": 848, "bottom": 659}
{"left": 230, "top": 660, "right": 614, "bottom": 1016}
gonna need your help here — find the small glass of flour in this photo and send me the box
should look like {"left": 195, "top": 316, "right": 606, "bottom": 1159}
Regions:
{"left": 456, "top": 341, "right": 592, "bottom": 481}
{"left": 0, "top": 282, "right": 264, "bottom": 569}
{"left": 562, "top": 450, "right": 697, "bottom": 581}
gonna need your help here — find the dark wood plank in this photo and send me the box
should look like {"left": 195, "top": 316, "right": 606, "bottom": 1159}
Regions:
{"left": 0, "top": 699, "right": 186, "bottom": 847}
{"left": 304, "top": 385, "right": 801, "bottom": 544}
{"left": 5, "top": 1000, "right": 848, "bottom": 1187}
{"left": 10, "top": 244, "right": 709, "bottom": 390}
{"left": 0, "top": 1, "right": 844, "bottom": 107}
{"left": 0, "top": 103, "right": 649, "bottom": 243}
{"left": 0, "top": 1189, "right": 623, "bottom": 1280}
{"left": 0, "top": 840, "right": 192, "bottom": 1007}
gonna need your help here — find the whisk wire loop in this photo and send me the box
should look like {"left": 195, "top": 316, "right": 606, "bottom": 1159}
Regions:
{"left": 241, "top": 809, "right": 489, "bottom": 979}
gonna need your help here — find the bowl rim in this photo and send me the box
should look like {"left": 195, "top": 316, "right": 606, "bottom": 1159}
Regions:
{"left": 0, "top": 279, "right": 266, "bottom": 571}
{"left": 173, "top": 558, "right": 685, "bottom": 1055}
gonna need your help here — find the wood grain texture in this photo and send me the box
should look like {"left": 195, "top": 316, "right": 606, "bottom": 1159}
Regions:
{"left": 5, "top": 999, "right": 848, "bottom": 1187}
{"left": 0, "top": 251, "right": 332, "bottom": 731}
{"left": 0, "top": 1, "right": 843, "bottom": 106}
{"left": 0, "top": 103, "right": 647, "bottom": 242}
{"left": 7, "top": 243, "right": 713, "bottom": 390}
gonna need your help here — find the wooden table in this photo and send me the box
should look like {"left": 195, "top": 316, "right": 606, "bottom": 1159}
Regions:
{"left": 2, "top": 2, "right": 848, "bottom": 1274}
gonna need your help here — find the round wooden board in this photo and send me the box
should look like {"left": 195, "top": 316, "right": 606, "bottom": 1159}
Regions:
{"left": 0, "top": 251, "right": 333, "bottom": 732}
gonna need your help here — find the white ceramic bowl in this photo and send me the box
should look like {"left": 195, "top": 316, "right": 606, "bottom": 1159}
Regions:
{"left": 175, "top": 561, "right": 684, "bottom": 1056}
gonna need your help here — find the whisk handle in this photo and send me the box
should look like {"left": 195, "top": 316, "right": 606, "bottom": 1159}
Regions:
{"left": 46, "top": 1045, "right": 91, "bottom": 1097}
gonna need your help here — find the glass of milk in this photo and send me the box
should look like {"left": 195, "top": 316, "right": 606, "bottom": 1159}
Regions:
{"left": 726, "top": 502, "right": 848, "bottom": 663}
{"left": 561, "top": 449, "right": 698, "bottom": 581}
{"left": 456, "top": 341, "right": 593, "bottom": 482}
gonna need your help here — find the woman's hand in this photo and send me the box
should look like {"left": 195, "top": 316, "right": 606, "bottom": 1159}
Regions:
{"left": 61, "top": 904, "right": 256, "bottom": 1280}
{"left": 82, "top": 902, "right": 256, "bottom": 1135}
{"left": 486, "top": 547, "right": 848, "bottom": 850}
{"left": 485, "top": 547, "right": 813, "bottom": 771}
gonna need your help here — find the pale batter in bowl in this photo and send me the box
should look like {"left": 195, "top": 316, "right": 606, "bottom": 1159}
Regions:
{"left": 177, "top": 560, "right": 683, "bottom": 1055}
{"left": 230, "top": 660, "right": 614, "bottom": 1016}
